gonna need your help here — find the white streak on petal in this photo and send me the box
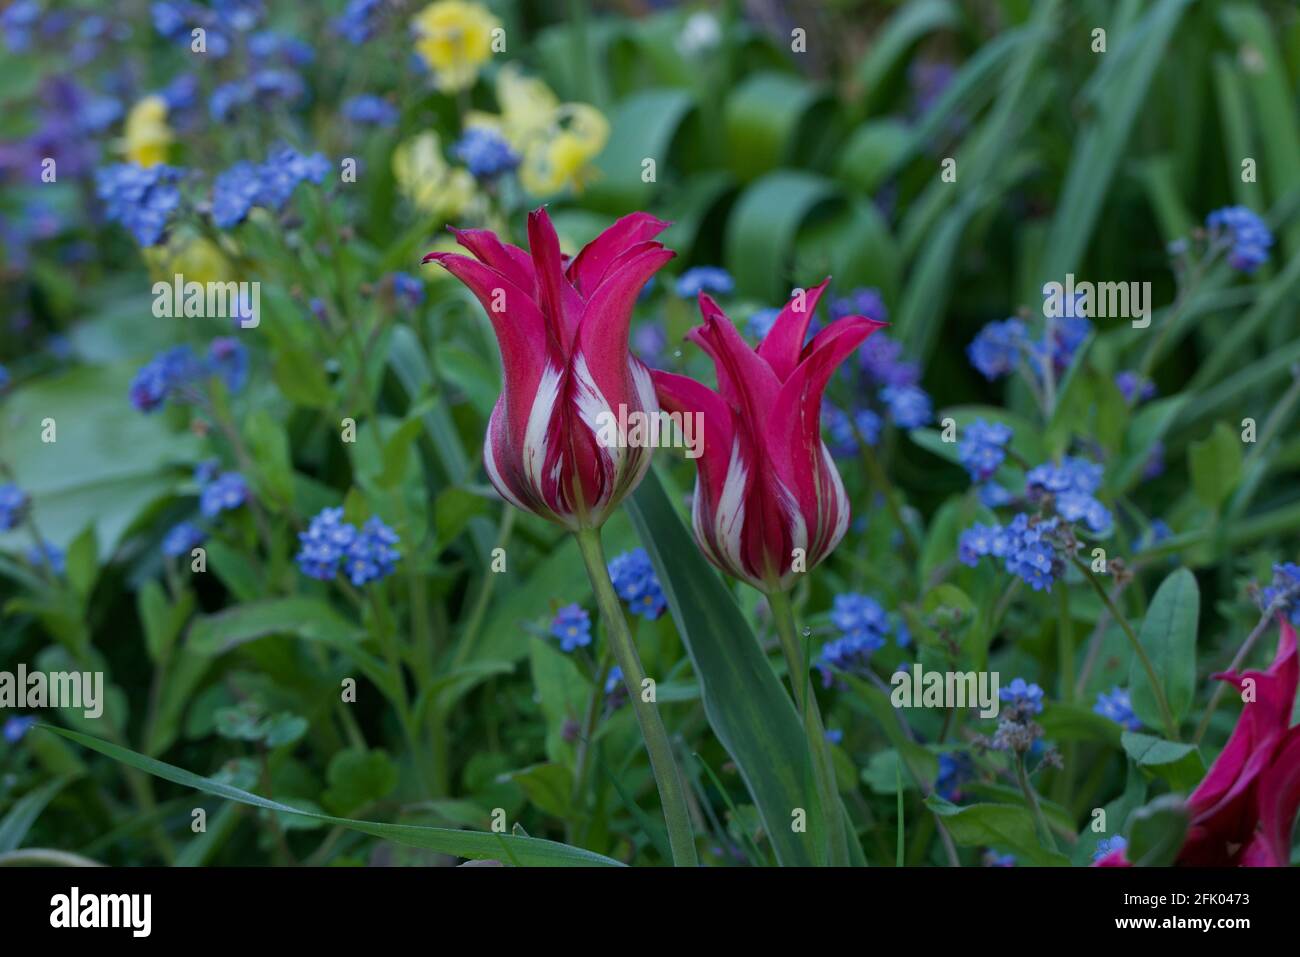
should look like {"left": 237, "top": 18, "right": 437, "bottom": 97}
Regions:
{"left": 523, "top": 364, "right": 563, "bottom": 496}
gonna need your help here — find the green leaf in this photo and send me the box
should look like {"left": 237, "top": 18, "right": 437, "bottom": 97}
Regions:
{"left": 188, "top": 597, "right": 363, "bottom": 653}
{"left": 724, "top": 73, "right": 835, "bottom": 182}
{"left": 1125, "top": 794, "right": 1189, "bottom": 867}
{"left": 0, "top": 776, "right": 73, "bottom": 853}
{"left": 1036, "top": 0, "right": 1191, "bottom": 281}
{"left": 1039, "top": 703, "right": 1123, "bottom": 747}
{"left": 588, "top": 87, "right": 696, "bottom": 212}
{"left": 855, "top": 0, "right": 959, "bottom": 113}
{"left": 0, "top": 364, "right": 201, "bottom": 556}
{"left": 628, "top": 468, "right": 862, "bottom": 866}
{"left": 1188, "top": 422, "right": 1243, "bottom": 509}
{"left": 509, "top": 763, "right": 574, "bottom": 820}
{"left": 64, "top": 524, "right": 98, "bottom": 601}
{"left": 41, "top": 726, "right": 621, "bottom": 866}
{"left": 724, "top": 170, "right": 839, "bottom": 301}
{"left": 244, "top": 410, "right": 296, "bottom": 511}
{"left": 924, "top": 797, "right": 1070, "bottom": 866}
{"left": 271, "top": 342, "right": 334, "bottom": 410}
{"left": 138, "top": 581, "right": 194, "bottom": 664}
{"left": 324, "top": 748, "right": 400, "bottom": 815}
{"left": 1121, "top": 731, "right": 1206, "bottom": 790}
{"left": 1130, "top": 568, "right": 1199, "bottom": 728}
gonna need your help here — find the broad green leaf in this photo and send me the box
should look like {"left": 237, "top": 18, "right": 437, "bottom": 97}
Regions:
{"left": 629, "top": 469, "right": 863, "bottom": 866}
{"left": 324, "top": 748, "right": 400, "bottom": 815}
{"left": 42, "top": 727, "right": 621, "bottom": 867}
{"left": 1121, "top": 731, "right": 1205, "bottom": 790}
{"left": 509, "top": 763, "right": 574, "bottom": 820}
{"left": 1187, "top": 422, "right": 1243, "bottom": 509}
{"left": 1125, "top": 794, "right": 1189, "bottom": 867}
{"left": 1130, "top": 568, "right": 1198, "bottom": 727}
{"left": 925, "top": 797, "right": 1070, "bottom": 866}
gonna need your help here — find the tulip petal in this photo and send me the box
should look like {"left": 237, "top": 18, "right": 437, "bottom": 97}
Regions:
{"left": 755, "top": 277, "right": 831, "bottom": 381}
{"left": 1180, "top": 617, "right": 1298, "bottom": 864}
{"left": 686, "top": 295, "right": 782, "bottom": 429}
{"left": 446, "top": 227, "right": 536, "bottom": 297}
{"left": 422, "top": 251, "right": 552, "bottom": 446}
{"left": 577, "top": 245, "right": 674, "bottom": 414}
{"left": 652, "top": 369, "right": 734, "bottom": 506}
{"left": 769, "top": 315, "right": 884, "bottom": 546}
{"left": 567, "top": 211, "right": 670, "bottom": 295}
{"left": 1240, "top": 726, "right": 1300, "bottom": 866}
{"left": 527, "top": 207, "right": 585, "bottom": 349}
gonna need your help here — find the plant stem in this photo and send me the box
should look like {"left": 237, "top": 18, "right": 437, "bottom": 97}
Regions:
{"left": 1056, "top": 582, "right": 1074, "bottom": 702}
{"left": 1015, "top": 754, "right": 1057, "bottom": 853}
{"left": 574, "top": 526, "right": 697, "bottom": 867}
{"left": 1192, "top": 584, "right": 1300, "bottom": 745}
{"left": 1072, "top": 557, "right": 1178, "bottom": 739}
{"left": 858, "top": 441, "right": 920, "bottom": 559}
{"left": 767, "top": 589, "right": 850, "bottom": 866}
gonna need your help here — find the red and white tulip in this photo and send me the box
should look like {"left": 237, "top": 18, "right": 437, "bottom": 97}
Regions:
{"left": 653, "top": 280, "right": 885, "bottom": 592}
{"left": 423, "top": 208, "right": 673, "bottom": 529}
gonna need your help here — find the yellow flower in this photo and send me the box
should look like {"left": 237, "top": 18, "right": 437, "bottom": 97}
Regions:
{"left": 467, "top": 66, "right": 609, "bottom": 197}
{"left": 143, "top": 234, "right": 233, "bottom": 286}
{"left": 412, "top": 1, "right": 500, "bottom": 92}
{"left": 392, "top": 131, "right": 479, "bottom": 220}
{"left": 123, "top": 95, "right": 173, "bottom": 168}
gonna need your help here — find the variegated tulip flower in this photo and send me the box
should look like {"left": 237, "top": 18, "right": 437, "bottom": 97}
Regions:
{"left": 423, "top": 208, "right": 698, "bottom": 866}
{"left": 422, "top": 208, "right": 672, "bottom": 530}
{"left": 653, "top": 280, "right": 885, "bottom": 594}
{"left": 653, "top": 279, "right": 885, "bottom": 866}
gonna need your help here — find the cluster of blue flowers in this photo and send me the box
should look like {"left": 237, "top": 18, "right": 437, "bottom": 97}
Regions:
{"left": 454, "top": 128, "right": 520, "bottom": 180}
{"left": 212, "top": 144, "right": 328, "bottom": 229}
{"left": 1261, "top": 562, "right": 1300, "bottom": 625}
{"left": 1025, "top": 456, "right": 1111, "bottom": 534}
{"left": 550, "top": 603, "right": 592, "bottom": 652}
{"left": 1206, "top": 205, "right": 1273, "bottom": 274}
{"left": 199, "top": 471, "right": 250, "bottom": 518}
{"left": 0, "top": 483, "right": 30, "bottom": 531}
{"left": 607, "top": 548, "right": 667, "bottom": 620}
{"left": 856, "top": 331, "right": 916, "bottom": 388}
{"left": 295, "top": 507, "right": 401, "bottom": 587}
{"left": 936, "top": 751, "right": 974, "bottom": 801}
{"left": 129, "top": 340, "right": 248, "bottom": 412}
{"left": 675, "top": 266, "right": 734, "bottom": 299}
{"left": 958, "top": 419, "right": 1013, "bottom": 482}
{"left": 1093, "top": 835, "right": 1127, "bottom": 862}
{"left": 1093, "top": 686, "right": 1141, "bottom": 730}
{"left": 332, "top": 0, "right": 383, "bottom": 45}
{"left": 162, "top": 521, "right": 207, "bottom": 558}
{"left": 0, "top": 364, "right": 9, "bottom": 392}
{"left": 746, "top": 307, "right": 780, "bottom": 340}
{"left": 342, "top": 94, "right": 398, "bottom": 127}
{"left": 27, "top": 540, "right": 65, "bottom": 575}
{"left": 1114, "top": 370, "right": 1156, "bottom": 405}
{"left": 818, "top": 593, "right": 897, "bottom": 686}
{"left": 959, "top": 515, "right": 1062, "bottom": 591}
{"left": 211, "top": 69, "right": 306, "bottom": 121}
{"left": 880, "top": 384, "right": 932, "bottom": 428}
{"left": 823, "top": 402, "right": 882, "bottom": 456}
{"left": 968, "top": 310, "right": 1091, "bottom": 385}
{"left": 95, "top": 164, "right": 183, "bottom": 247}
{"left": 967, "top": 318, "right": 1025, "bottom": 381}
{"left": 1000, "top": 677, "right": 1045, "bottom": 716}
{"left": 389, "top": 272, "right": 424, "bottom": 308}
{"left": 3, "top": 714, "right": 36, "bottom": 743}
{"left": 829, "top": 286, "right": 888, "bottom": 322}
